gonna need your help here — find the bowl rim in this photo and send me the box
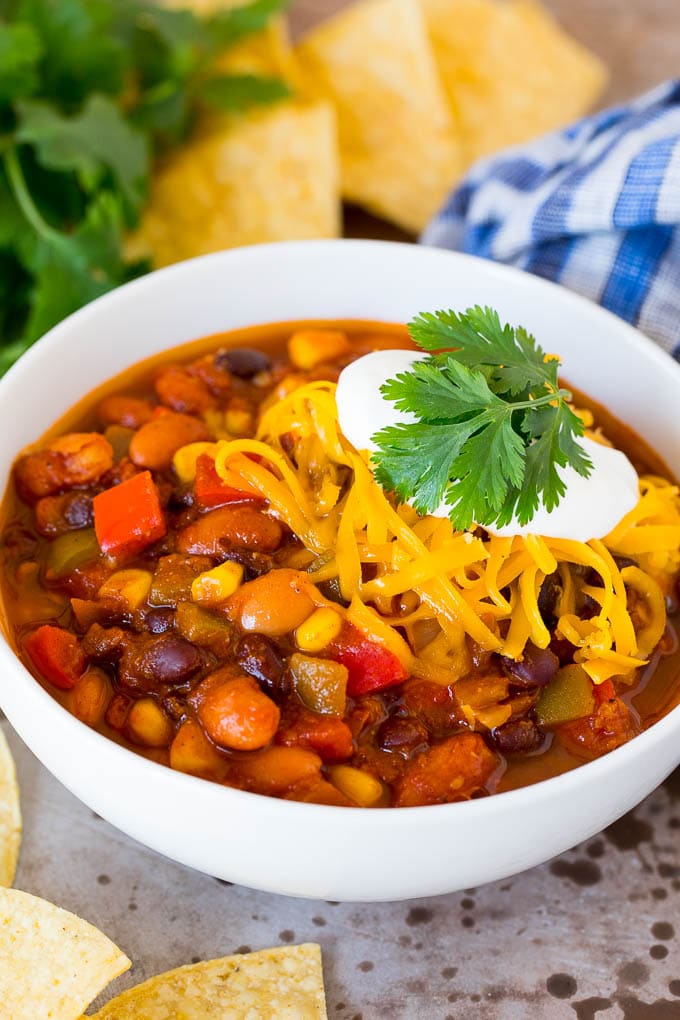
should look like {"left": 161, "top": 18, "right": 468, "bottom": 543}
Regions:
{"left": 1, "top": 237, "right": 679, "bottom": 823}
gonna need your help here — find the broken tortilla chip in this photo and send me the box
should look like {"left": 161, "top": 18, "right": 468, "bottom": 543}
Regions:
{"left": 0, "top": 888, "right": 130, "bottom": 1020}
{"left": 419, "top": 0, "right": 608, "bottom": 166}
{"left": 127, "top": 100, "right": 340, "bottom": 267}
{"left": 91, "top": 943, "right": 328, "bottom": 1019}
{"left": 295, "top": 0, "right": 462, "bottom": 233}
{"left": 0, "top": 728, "right": 20, "bottom": 887}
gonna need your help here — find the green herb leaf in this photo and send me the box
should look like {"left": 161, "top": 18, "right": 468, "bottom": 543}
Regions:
{"left": 205, "top": 0, "right": 290, "bottom": 51}
{"left": 16, "top": 95, "right": 149, "bottom": 211}
{"left": 196, "top": 72, "right": 290, "bottom": 113}
{"left": 371, "top": 307, "right": 592, "bottom": 531}
{"left": 0, "top": 22, "right": 43, "bottom": 103}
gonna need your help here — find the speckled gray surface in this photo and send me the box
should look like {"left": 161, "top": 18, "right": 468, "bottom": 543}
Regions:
{"left": 5, "top": 718, "right": 680, "bottom": 1019}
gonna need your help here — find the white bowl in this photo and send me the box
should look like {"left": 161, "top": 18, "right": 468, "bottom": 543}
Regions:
{"left": 1, "top": 240, "right": 679, "bottom": 902}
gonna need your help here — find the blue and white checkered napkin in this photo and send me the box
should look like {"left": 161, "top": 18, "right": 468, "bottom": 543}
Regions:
{"left": 422, "top": 80, "right": 680, "bottom": 359}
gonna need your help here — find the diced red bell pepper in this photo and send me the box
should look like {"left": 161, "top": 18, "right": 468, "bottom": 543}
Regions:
{"left": 93, "top": 469, "right": 166, "bottom": 560}
{"left": 194, "top": 454, "right": 263, "bottom": 508}
{"left": 24, "top": 625, "right": 86, "bottom": 690}
{"left": 329, "top": 622, "right": 408, "bottom": 697}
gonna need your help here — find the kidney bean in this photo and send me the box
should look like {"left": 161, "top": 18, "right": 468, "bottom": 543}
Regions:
{"left": 491, "top": 717, "right": 544, "bottom": 755}
{"left": 138, "top": 606, "right": 176, "bottom": 634}
{"left": 177, "top": 506, "right": 282, "bottom": 556}
{"left": 215, "top": 347, "right": 271, "bottom": 378}
{"left": 235, "top": 634, "right": 290, "bottom": 700}
{"left": 16, "top": 433, "right": 114, "bottom": 499}
{"left": 129, "top": 412, "right": 210, "bottom": 471}
{"left": 501, "top": 642, "right": 559, "bottom": 689}
{"left": 118, "top": 634, "right": 202, "bottom": 694}
{"left": 376, "top": 715, "right": 428, "bottom": 756}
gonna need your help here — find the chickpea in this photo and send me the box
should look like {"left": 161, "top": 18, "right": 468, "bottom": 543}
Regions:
{"left": 126, "top": 698, "right": 173, "bottom": 748}
{"left": 169, "top": 718, "right": 226, "bottom": 779}
{"left": 198, "top": 675, "right": 280, "bottom": 751}
{"left": 223, "top": 569, "right": 317, "bottom": 637}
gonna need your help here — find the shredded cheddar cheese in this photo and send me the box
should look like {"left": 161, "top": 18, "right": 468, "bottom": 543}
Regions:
{"left": 208, "top": 381, "right": 678, "bottom": 694}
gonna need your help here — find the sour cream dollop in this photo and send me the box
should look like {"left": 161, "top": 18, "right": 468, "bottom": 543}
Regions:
{"left": 335, "top": 350, "right": 640, "bottom": 542}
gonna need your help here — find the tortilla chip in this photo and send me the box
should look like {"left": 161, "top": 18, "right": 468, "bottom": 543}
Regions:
{"left": 0, "top": 888, "right": 130, "bottom": 1019}
{"left": 419, "top": 0, "right": 608, "bottom": 165}
{"left": 295, "top": 0, "right": 462, "bottom": 233}
{"left": 91, "top": 943, "right": 328, "bottom": 1019}
{"left": 127, "top": 101, "right": 340, "bottom": 267}
{"left": 0, "top": 729, "right": 21, "bottom": 887}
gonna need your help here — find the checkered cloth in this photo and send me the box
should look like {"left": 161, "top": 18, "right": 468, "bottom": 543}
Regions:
{"left": 422, "top": 80, "right": 680, "bottom": 359}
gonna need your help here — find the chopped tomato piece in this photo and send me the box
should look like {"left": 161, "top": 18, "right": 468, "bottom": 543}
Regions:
{"left": 394, "top": 733, "right": 499, "bottom": 807}
{"left": 329, "top": 622, "right": 407, "bottom": 697}
{"left": 557, "top": 689, "right": 638, "bottom": 758}
{"left": 93, "top": 470, "right": 166, "bottom": 560}
{"left": 194, "top": 454, "right": 263, "bottom": 508}
{"left": 24, "top": 625, "right": 86, "bottom": 690}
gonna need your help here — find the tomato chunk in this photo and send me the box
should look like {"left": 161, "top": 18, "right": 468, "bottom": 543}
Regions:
{"left": 394, "top": 733, "right": 499, "bottom": 807}
{"left": 276, "top": 707, "right": 354, "bottom": 762}
{"left": 24, "top": 625, "right": 86, "bottom": 690}
{"left": 93, "top": 470, "right": 166, "bottom": 559}
{"left": 329, "top": 623, "right": 407, "bottom": 697}
{"left": 194, "top": 454, "right": 262, "bottom": 508}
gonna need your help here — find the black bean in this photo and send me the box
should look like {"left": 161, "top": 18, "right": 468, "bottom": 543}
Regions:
{"left": 221, "top": 548, "right": 274, "bottom": 581}
{"left": 119, "top": 635, "right": 202, "bottom": 694}
{"left": 376, "top": 716, "right": 428, "bottom": 756}
{"left": 492, "top": 718, "right": 544, "bottom": 755}
{"left": 215, "top": 347, "right": 271, "bottom": 379}
{"left": 614, "top": 555, "right": 637, "bottom": 571}
{"left": 501, "top": 642, "right": 558, "bottom": 689}
{"left": 63, "top": 493, "right": 94, "bottom": 529}
{"left": 537, "top": 572, "right": 561, "bottom": 629}
{"left": 235, "top": 634, "right": 290, "bottom": 700}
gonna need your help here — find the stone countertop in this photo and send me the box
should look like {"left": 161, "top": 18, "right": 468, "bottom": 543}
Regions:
{"left": 6, "top": 3, "right": 680, "bottom": 1018}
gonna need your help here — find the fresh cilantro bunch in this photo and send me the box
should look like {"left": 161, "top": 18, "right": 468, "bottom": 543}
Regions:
{"left": 371, "top": 306, "right": 593, "bottom": 531}
{"left": 0, "top": 0, "right": 289, "bottom": 373}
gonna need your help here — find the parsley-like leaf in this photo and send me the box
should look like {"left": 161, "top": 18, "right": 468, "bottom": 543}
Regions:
{"left": 371, "top": 307, "right": 593, "bottom": 531}
{"left": 196, "top": 73, "right": 290, "bottom": 113}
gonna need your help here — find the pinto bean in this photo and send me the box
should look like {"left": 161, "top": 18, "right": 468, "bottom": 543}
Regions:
{"left": 98, "top": 395, "right": 154, "bottom": 429}
{"left": 394, "top": 733, "right": 499, "bottom": 807}
{"left": 118, "top": 634, "right": 202, "bottom": 694}
{"left": 501, "top": 642, "right": 559, "bottom": 689}
{"left": 223, "top": 568, "right": 316, "bottom": 637}
{"left": 129, "top": 412, "right": 210, "bottom": 471}
{"left": 154, "top": 366, "right": 216, "bottom": 415}
{"left": 177, "top": 506, "right": 282, "bottom": 556}
{"left": 35, "top": 492, "right": 93, "bottom": 537}
{"left": 15, "top": 433, "right": 114, "bottom": 499}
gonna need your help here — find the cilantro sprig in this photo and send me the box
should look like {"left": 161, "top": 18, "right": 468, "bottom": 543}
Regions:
{"left": 371, "top": 306, "right": 593, "bottom": 531}
{"left": 0, "top": 0, "right": 290, "bottom": 374}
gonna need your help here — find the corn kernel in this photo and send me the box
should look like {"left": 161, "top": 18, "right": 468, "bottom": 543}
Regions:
{"left": 172, "top": 441, "right": 218, "bottom": 483}
{"left": 328, "top": 765, "right": 386, "bottom": 808}
{"left": 287, "top": 330, "right": 350, "bottom": 371}
{"left": 224, "top": 408, "right": 253, "bottom": 436}
{"left": 295, "top": 607, "right": 342, "bottom": 653}
{"left": 191, "top": 561, "right": 244, "bottom": 604}
{"left": 98, "top": 569, "right": 153, "bottom": 609}
{"left": 127, "top": 698, "right": 173, "bottom": 748}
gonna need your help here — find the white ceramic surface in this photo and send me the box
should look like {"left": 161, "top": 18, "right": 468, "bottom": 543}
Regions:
{"left": 0, "top": 240, "right": 679, "bottom": 902}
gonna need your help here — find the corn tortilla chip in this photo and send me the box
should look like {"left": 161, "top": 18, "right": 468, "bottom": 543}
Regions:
{"left": 0, "top": 728, "right": 21, "bottom": 887}
{"left": 419, "top": 0, "right": 608, "bottom": 165}
{"left": 0, "top": 888, "right": 130, "bottom": 1019}
{"left": 295, "top": 0, "right": 462, "bottom": 233}
{"left": 127, "top": 100, "right": 340, "bottom": 267}
{"left": 91, "top": 943, "right": 328, "bottom": 1019}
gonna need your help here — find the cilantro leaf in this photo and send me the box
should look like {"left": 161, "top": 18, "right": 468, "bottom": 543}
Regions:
{"left": 205, "top": 0, "right": 290, "bottom": 51}
{"left": 16, "top": 95, "right": 149, "bottom": 211}
{"left": 0, "top": 22, "right": 43, "bottom": 103}
{"left": 371, "top": 307, "right": 593, "bottom": 531}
